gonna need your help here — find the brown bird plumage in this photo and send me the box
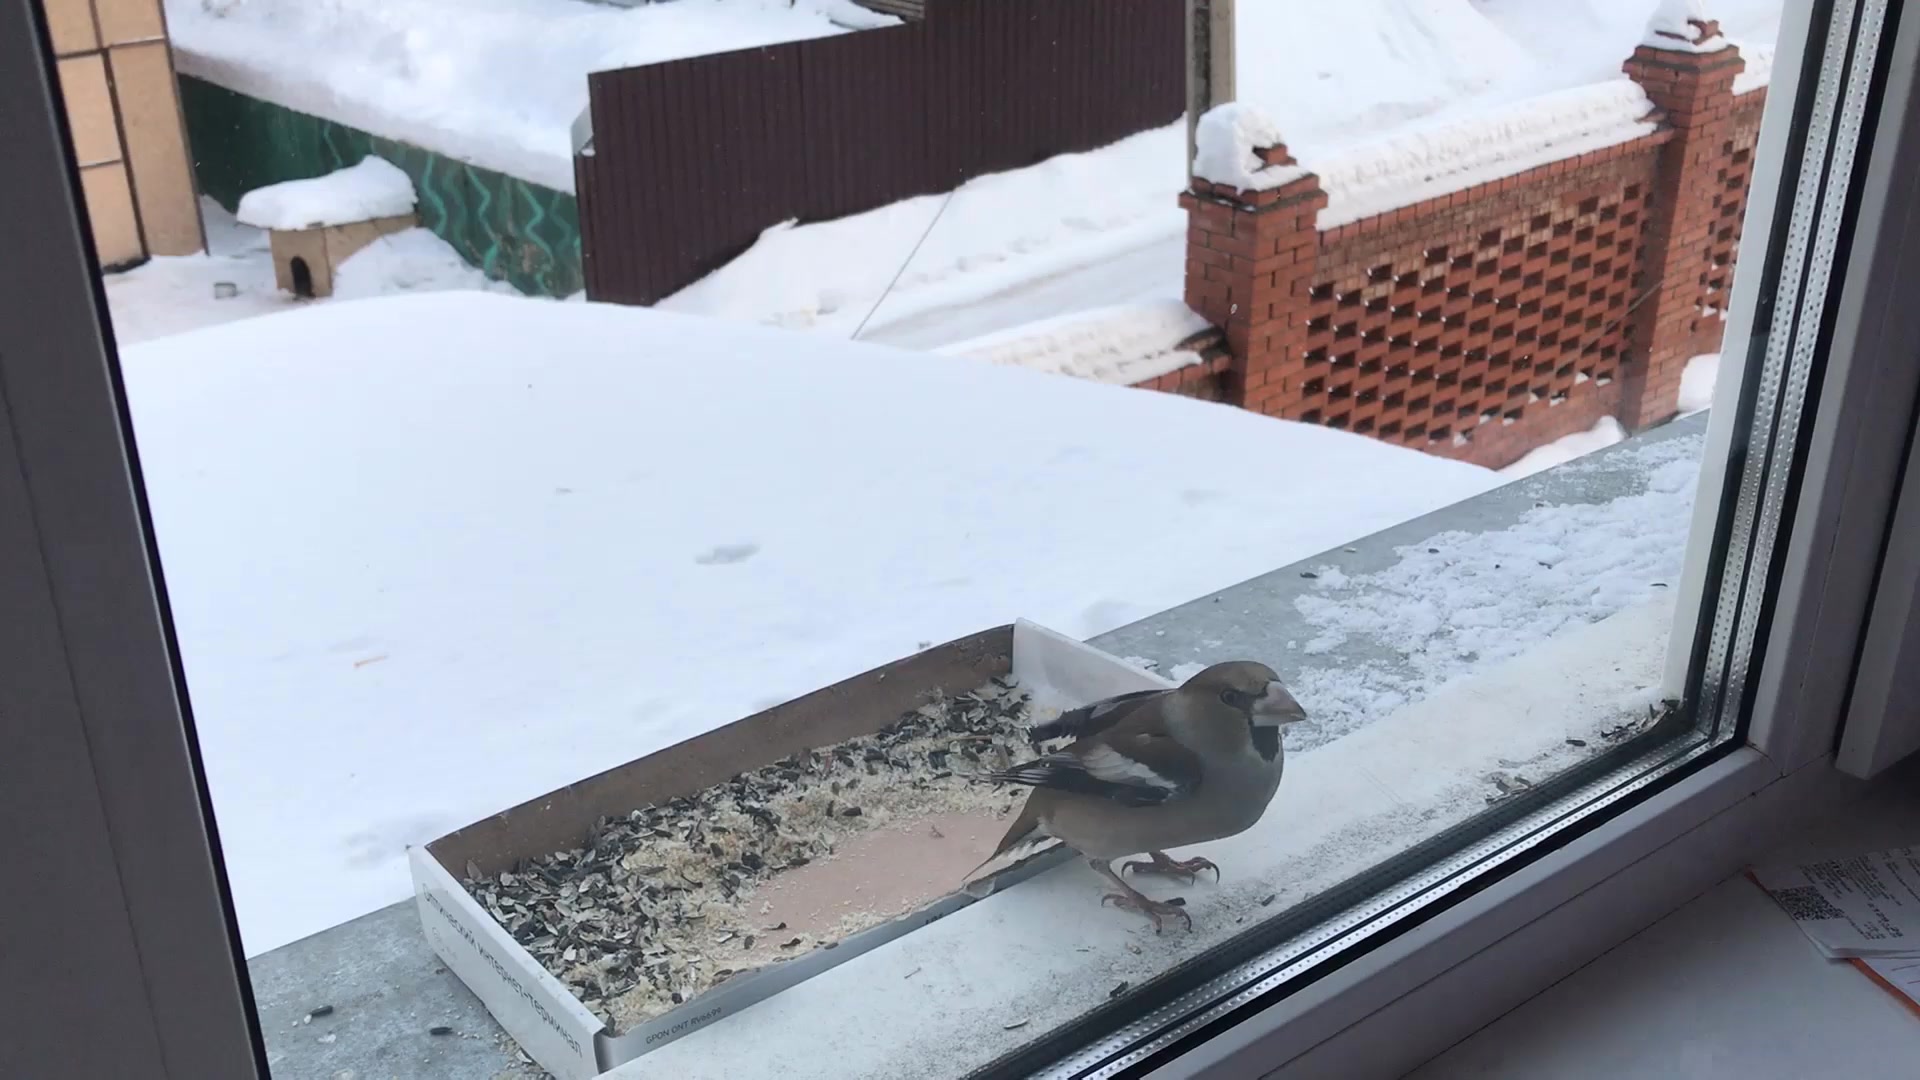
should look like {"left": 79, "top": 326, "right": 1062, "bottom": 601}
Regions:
{"left": 977, "top": 661, "right": 1306, "bottom": 930}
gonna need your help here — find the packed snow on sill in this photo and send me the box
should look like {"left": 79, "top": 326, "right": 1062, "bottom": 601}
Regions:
{"left": 1679, "top": 352, "right": 1721, "bottom": 415}
{"left": 623, "top": 594, "right": 1679, "bottom": 1080}
{"left": 936, "top": 300, "right": 1210, "bottom": 386}
{"left": 165, "top": 0, "right": 890, "bottom": 192}
{"left": 101, "top": 199, "right": 521, "bottom": 346}
{"left": 121, "top": 292, "right": 1499, "bottom": 955}
{"left": 1286, "top": 433, "right": 1703, "bottom": 748}
{"left": 235, "top": 156, "right": 415, "bottom": 231}
{"left": 1498, "top": 416, "right": 1629, "bottom": 480}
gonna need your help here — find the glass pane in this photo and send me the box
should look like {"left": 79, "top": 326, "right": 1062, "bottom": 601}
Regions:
{"left": 46, "top": 0, "right": 1877, "bottom": 1075}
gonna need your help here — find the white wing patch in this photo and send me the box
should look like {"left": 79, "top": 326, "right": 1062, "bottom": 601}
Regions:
{"left": 1077, "top": 743, "right": 1182, "bottom": 791}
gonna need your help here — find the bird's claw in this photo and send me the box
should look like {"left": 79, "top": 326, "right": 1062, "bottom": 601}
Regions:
{"left": 1122, "top": 855, "right": 1221, "bottom": 883}
{"left": 1100, "top": 891, "right": 1194, "bottom": 933}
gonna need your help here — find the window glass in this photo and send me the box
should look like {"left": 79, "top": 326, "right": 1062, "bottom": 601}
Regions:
{"left": 56, "top": 0, "right": 1857, "bottom": 1075}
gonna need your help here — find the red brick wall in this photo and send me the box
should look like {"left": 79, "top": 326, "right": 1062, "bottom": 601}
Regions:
{"left": 1684, "top": 88, "right": 1767, "bottom": 359}
{"left": 1166, "top": 34, "right": 1768, "bottom": 469}
{"left": 1290, "top": 138, "right": 1665, "bottom": 463}
{"left": 1133, "top": 338, "right": 1234, "bottom": 401}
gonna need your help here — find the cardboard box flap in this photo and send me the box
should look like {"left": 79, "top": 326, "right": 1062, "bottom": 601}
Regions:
{"left": 429, "top": 625, "right": 1013, "bottom": 879}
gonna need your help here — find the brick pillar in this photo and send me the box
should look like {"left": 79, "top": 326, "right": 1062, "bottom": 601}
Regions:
{"left": 1179, "top": 146, "right": 1326, "bottom": 417}
{"left": 1619, "top": 16, "right": 1744, "bottom": 428}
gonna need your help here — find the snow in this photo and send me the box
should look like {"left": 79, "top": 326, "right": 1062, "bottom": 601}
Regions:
{"left": 120, "top": 292, "right": 1499, "bottom": 955}
{"left": 102, "top": 199, "right": 521, "bottom": 346}
{"left": 165, "top": 0, "right": 888, "bottom": 192}
{"left": 103, "top": 198, "right": 294, "bottom": 344}
{"left": 624, "top": 592, "right": 1680, "bottom": 1080}
{"left": 1679, "top": 352, "right": 1721, "bottom": 415}
{"left": 1288, "top": 433, "right": 1701, "bottom": 747}
{"left": 1642, "top": 0, "right": 1732, "bottom": 53}
{"left": 1191, "top": 103, "right": 1309, "bottom": 192}
{"left": 661, "top": 123, "right": 1189, "bottom": 344}
{"left": 675, "top": 2, "right": 1781, "bottom": 355}
{"left": 1309, "top": 82, "right": 1661, "bottom": 227}
{"left": 234, "top": 156, "right": 416, "bottom": 231}
{"left": 936, "top": 300, "right": 1209, "bottom": 386}
{"left": 1499, "top": 416, "right": 1629, "bottom": 479}
{"left": 330, "top": 227, "right": 521, "bottom": 301}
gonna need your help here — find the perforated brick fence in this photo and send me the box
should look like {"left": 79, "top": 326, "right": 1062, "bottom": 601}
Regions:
{"left": 1165, "top": 26, "right": 1765, "bottom": 469}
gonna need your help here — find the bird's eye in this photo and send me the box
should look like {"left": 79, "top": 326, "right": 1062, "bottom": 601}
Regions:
{"left": 1219, "top": 689, "right": 1244, "bottom": 708}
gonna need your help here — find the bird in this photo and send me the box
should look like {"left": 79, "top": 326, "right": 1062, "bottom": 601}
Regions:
{"left": 972, "top": 661, "right": 1306, "bottom": 931}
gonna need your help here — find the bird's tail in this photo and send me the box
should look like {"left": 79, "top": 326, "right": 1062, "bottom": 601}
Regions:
{"left": 961, "top": 799, "right": 1046, "bottom": 898}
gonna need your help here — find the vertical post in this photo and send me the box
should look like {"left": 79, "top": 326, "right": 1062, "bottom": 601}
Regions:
{"left": 1181, "top": 142, "right": 1324, "bottom": 417}
{"left": 1186, "top": 0, "right": 1236, "bottom": 174}
{"left": 1620, "top": 16, "right": 1745, "bottom": 429}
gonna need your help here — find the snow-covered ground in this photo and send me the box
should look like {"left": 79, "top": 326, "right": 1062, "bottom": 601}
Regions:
{"left": 166, "top": 0, "right": 1783, "bottom": 357}
{"left": 122, "top": 292, "right": 1503, "bottom": 954}
{"left": 671, "top": 0, "right": 1782, "bottom": 357}
{"left": 102, "top": 197, "right": 517, "bottom": 346}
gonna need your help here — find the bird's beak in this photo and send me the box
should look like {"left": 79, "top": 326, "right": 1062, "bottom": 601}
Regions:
{"left": 1253, "top": 680, "right": 1308, "bottom": 725}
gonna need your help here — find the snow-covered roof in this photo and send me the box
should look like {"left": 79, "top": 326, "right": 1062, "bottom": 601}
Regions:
{"left": 165, "top": 0, "right": 898, "bottom": 192}
{"left": 120, "top": 292, "right": 1497, "bottom": 955}
{"left": 234, "top": 156, "right": 417, "bottom": 231}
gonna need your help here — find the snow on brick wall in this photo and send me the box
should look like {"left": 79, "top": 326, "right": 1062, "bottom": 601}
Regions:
{"left": 1308, "top": 82, "right": 1661, "bottom": 229}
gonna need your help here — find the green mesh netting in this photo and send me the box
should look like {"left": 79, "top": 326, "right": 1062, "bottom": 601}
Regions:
{"left": 180, "top": 76, "right": 583, "bottom": 298}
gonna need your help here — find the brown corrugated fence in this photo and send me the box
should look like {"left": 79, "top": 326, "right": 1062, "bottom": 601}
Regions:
{"left": 577, "top": 0, "right": 1183, "bottom": 305}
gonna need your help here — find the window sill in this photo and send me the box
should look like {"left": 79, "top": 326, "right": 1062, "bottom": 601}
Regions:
{"left": 1161, "top": 747, "right": 1862, "bottom": 1079}
{"left": 618, "top": 597, "right": 1686, "bottom": 1079}
{"left": 244, "top": 414, "right": 1721, "bottom": 1079}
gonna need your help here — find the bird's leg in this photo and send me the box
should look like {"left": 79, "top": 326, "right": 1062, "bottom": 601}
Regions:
{"left": 1092, "top": 858, "right": 1192, "bottom": 933}
{"left": 1122, "top": 850, "right": 1221, "bottom": 883}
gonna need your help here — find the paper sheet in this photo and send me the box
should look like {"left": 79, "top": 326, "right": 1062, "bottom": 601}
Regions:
{"left": 1858, "top": 957, "right": 1920, "bottom": 1017}
{"left": 1752, "top": 847, "right": 1920, "bottom": 959}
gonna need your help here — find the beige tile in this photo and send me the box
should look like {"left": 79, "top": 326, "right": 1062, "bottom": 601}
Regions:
{"left": 92, "top": 0, "right": 163, "bottom": 45}
{"left": 80, "top": 161, "right": 144, "bottom": 269}
{"left": 110, "top": 42, "right": 201, "bottom": 255}
{"left": 41, "top": 0, "right": 99, "bottom": 55}
{"left": 56, "top": 53, "right": 122, "bottom": 167}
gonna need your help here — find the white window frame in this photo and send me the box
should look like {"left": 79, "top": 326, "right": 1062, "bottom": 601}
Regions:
{"left": 1, "top": 1, "right": 1914, "bottom": 1078}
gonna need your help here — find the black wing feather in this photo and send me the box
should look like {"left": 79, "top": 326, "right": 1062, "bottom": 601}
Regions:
{"left": 1027, "top": 688, "right": 1169, "bottom": 745}
{"left": 988, "top": 755, "right": 1175, "bottom": 807}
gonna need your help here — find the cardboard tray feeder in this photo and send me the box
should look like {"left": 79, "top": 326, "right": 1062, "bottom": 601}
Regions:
{"left": 410, "top": 619, "right": 1172, "bottom": 1078}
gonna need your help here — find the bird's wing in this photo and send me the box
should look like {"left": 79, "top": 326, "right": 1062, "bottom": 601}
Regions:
{"left": 1027, "top": 687, "right": 1170, "bottom": 745}
{"left": 991, "top": 723, "right": 1205, "bottom": 808}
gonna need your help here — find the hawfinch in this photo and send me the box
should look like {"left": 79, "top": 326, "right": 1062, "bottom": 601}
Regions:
{"left": 980, "top": 661, "right": 1305, "bottom": 930}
